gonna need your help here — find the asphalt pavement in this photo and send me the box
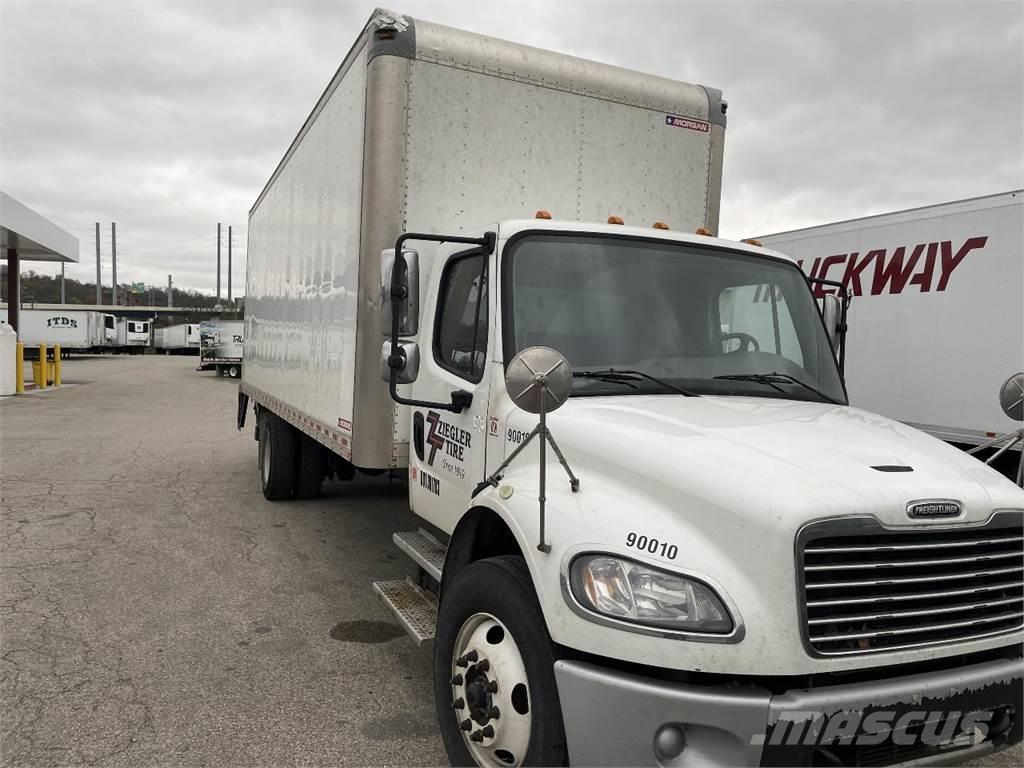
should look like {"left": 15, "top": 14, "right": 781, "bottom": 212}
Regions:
{"left": 1, "top": 355, "right": 1020, "bottom": 767}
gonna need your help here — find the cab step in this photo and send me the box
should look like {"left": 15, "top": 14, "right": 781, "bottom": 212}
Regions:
{"left": 393, "top": 528, "right": 447, "bottom": 582}
{"left": 372, "top": 577, "right": 437, "bottom": 645}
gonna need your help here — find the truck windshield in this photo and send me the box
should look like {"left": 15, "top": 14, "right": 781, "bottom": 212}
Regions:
{"left": 505, "top": 233, "right": 846, "bottom": 404}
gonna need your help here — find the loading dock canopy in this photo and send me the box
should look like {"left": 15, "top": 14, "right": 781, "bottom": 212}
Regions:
{"left": 1, "top": 191, "right": 79, "bottom": 263}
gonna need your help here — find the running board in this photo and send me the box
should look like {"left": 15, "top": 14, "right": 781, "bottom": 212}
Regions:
{"left": 393, "top": 528, "right": 447, "bottom": 582}
{"left": 372, "top": 577, "right": 437, "bottom": 645}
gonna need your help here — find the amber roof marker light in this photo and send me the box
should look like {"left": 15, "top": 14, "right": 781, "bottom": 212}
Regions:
{"left": 695, "top": 227, "right": 713, "bottom": 236}
{"left": 652, "top": 221, "right": 670, "bottom": 230}
{"left": 741, "top": 238, "right": 763, "bottom": 246}
{"left": 535, "top": 210, "right": 552, "bottom": 220}
{"left": 607, "top": 216, "right": 624, "bottom": 225}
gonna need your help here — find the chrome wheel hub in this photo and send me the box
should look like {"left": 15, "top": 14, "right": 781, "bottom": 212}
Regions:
{"left": 451, "top": 613, "right": 531, "bottom": 766}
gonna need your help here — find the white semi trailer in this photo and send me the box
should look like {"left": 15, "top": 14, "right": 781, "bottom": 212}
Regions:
{"left": 110, "top": 317, "right": 150, "bottom": 354}
{"left": 238, "top": 10, "right": 1023, "bottom": 767}
{"left": 0, "top": 308, "right": 107, "bottom": 354}
{"left": 759, "top": 191, "right": 1023, "bottom": 485}
{"left": 154, "top": 323, "right": 200, "bottom": 354}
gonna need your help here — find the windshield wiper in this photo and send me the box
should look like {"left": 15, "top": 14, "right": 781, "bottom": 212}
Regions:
{"left": 713, "top": 372, "right": 841, "bottom": 405}
{"left": 574, "top": 369, "right": 699, "bottom": 397}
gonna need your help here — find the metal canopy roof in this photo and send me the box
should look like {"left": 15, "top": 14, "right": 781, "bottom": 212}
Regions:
{"left": 1, "top": 191, "right": 79, "bottom": 263}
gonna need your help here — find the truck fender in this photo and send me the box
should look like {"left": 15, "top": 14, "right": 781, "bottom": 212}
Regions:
{"left": 440, "top": 504, "right": 530, "bottom": 601}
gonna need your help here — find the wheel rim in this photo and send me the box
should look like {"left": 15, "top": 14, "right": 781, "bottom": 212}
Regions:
{"left": 451, "top": 613, "right": 531, "bottom": 767}
{"left": 261, "top": 432, "right": 271, "bottom": 486}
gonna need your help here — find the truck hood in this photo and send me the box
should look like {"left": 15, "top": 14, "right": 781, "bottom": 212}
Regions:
{"left": 536, "top": 395, "right": 1023, "bottom": 525}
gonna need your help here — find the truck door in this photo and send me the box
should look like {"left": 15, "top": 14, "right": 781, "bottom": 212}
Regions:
{"left": 408, "top": 247, "right": 491, "bottom": 532}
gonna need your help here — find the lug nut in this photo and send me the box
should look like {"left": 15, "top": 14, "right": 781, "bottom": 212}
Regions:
{"left": 481, "top": 725, "right": 495, "bottom": 738}
{"left": 465, "top": 650, "right": 478, "bottom": 663}
{"left": 488, "top": 706, "right": 500, "bottom": 719}
{"left": 452, "top": 697, "right": 465, "bottom": 710}
{"left": 485, "top": 681, "right": 498, "bottom": 693}
{"left": 470, "top": 729, "right": 484, "bottom": 743}
{"left": 451, "top": 674, "right": 463, "bottom": 686}
{"left": 476, "top": 659, "right": 490, "bottom": 673}
{"left": 456, "top": 656, "right": 468, "bottom": 668}
{"left": 459, "top": 719, "right": 472, "bottom": 732}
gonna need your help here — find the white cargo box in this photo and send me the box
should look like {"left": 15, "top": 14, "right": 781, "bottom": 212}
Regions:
{"left": 243, "top": 8, "right": 727, "bottom": 468}
{"left": 759, "top": 190, "right": 1023, "bottom": 446}
{"left": 0, "top": 308, "right": 106, "bottom": 351}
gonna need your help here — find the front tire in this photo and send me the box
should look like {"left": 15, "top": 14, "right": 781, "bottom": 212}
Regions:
{"left": 258, "top": 411, "right": 296, "bottom": 500}
{"left": 434, "top": 556, "right": 567, "bottom": 767}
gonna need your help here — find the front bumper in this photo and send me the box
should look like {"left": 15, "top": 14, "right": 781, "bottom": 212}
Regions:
{"left": 553, "top": 655, "right": 1023, "bottom": 766}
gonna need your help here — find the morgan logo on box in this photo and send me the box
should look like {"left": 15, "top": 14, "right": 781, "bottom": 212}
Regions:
{"left": 665, "top": 114, "right": 710, "bottom": 133}
{"left": 907, "top": 501, "right": 961, "bottom": 519}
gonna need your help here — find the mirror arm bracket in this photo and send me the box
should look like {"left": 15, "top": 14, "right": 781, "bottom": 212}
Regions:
{"left": 807, "top": 275, "right": 851, "bottom": 376}
{"left": 387, "top": 230, "right": 496, "bottom": 414}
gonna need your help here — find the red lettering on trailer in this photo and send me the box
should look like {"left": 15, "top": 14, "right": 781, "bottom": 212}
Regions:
{"left": 795, "top": 236, "right": 988, "bottom": 297}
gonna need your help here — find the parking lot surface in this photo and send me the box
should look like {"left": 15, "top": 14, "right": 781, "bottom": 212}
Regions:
{"left": 1, "top": 356, "right": 444, "bottom": 766}
{"left": 1, "top": 355, "right": 1021, "bottom": 767}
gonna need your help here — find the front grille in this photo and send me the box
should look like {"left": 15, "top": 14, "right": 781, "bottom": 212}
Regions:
{"left": 799, "top": 516, "right": 1024, "bottom": 655}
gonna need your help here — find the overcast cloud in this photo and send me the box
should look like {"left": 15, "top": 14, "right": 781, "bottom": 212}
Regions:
{"left": 1, "top": 0, "right": 1021, "bottom": 294}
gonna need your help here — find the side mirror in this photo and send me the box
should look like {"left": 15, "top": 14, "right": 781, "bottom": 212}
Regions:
{"left": 380, "top": 339, "right": 420, "bottom": 384}
{"left": 381, "top": 248, "right": 419, "bottom": 336}
{"left": 821, "top": 294, "right": 841, "bottom": 349}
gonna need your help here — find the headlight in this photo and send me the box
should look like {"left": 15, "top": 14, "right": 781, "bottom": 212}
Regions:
{"left": 569, "top": 554, "right": 733, "bottom": 634}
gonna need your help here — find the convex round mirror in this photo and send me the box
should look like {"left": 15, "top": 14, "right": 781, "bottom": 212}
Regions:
{"left": 505, "top": 346, "right": 572, "bottom": 414}
{"left": 999, "top": 372, "right": 1023, "bottom": 421}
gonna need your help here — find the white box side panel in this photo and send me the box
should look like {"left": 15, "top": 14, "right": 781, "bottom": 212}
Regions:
{"left": 0, "top": 309, "right": 94, "bottom": 347}
{"left": 245, "top": 45, "right": 367, "bottom": 437}
{"left": 403, "top": 61, "right": 712, "bottom": 236}
{"left": 762, "top": 197, "right": 1023, "bottom": 439}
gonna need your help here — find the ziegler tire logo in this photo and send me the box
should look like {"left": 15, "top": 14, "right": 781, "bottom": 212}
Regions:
{"left": 424, "top": 410, "right": 472, "bottom": 466}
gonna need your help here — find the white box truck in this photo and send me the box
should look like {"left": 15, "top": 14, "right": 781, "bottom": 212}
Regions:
{"left": 154, "top": 322, "right": 200, "bottom": 354}
{"left": 0, "top": 308, "right": 107, "bottom": 355}
{"left": 238, "top": 10, "right": 1023, "bottom": 766}
{"left": 199, "top": 319, "right": 242, "bottom": 377}
{"left": 759, "top": 191, "right": 1023, "bottom": 485}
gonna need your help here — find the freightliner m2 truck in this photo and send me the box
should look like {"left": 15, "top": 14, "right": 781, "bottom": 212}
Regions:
{"left": 238, "top": 10, "right": 1024, "bottom": 766}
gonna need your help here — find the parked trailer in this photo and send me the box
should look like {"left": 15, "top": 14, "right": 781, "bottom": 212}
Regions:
{"left": 154, "top": 323, "right": 200, "bottom": 355}
{"left": 759, "top": 190, "right": 1023, "bottom": 483}
{"left": 199, "top": 320, "right": 242, "bottom": 377}
{"left": 111, "top": 317, "right": 150, "bottom": 354}
{"left": 237, "top": 10, "right": 1024, "bottom": 767}
{"left": 0, "top": 308, "right": 106, "bottom": 355}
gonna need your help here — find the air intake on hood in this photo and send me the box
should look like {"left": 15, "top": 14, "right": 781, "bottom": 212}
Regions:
{"left": 871, "top": 465, "right": 914, "bottom": 472}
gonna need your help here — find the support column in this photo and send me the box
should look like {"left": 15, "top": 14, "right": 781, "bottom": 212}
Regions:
{"left": 5, "top": 247, "right": 18, "bottom": 334}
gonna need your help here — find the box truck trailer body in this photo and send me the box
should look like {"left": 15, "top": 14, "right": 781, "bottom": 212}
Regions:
{"left": 0, "top": 308, "right": 106, "bottom": 352}
{"left": 238, "top": 10, "right": 1023, "bottom": 766}
{"left": 154, "top": 323, "right": 200, "bottom": 354}
{"left": 243, "top": 9, "right": 725, "bottom": 469}
{"left": 759, "top": 191, "right": 1023, "bottom": 472}
{"left": 200, "top": 320, "right": 243, "bottom": 376}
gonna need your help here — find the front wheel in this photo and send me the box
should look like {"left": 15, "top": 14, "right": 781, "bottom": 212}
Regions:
{"left": 434, "top": 556, "right": 567, "bottom": 767}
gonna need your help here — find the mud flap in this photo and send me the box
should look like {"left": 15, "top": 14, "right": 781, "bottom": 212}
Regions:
{"left": 237, "top": 390, "right": 249, "bottom": 431}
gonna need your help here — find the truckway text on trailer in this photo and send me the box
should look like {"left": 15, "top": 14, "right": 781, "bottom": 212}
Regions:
{"left": 758, "top": 190, "right": 1023, "bottom": 486}
{"left": 236, "top": 9, "right": 1024, "bottom": 767}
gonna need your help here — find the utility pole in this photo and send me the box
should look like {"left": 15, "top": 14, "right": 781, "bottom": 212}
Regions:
{"left": 60, "top": 263, "right": 66, "bottom": 304}
{"left": 216, "top": 223, "right": 222, "bottom": 301}
{"left": 227, "top": 225, "right": 233, "bottom": 304}
{"left": 168, "top": 275, "right": 173, "bottom": 307}
{"left": 95, "top": 222, "right": 101, "bottom": 305}
{"left": 111, "top": 222, "right": 118, "bottom": 306}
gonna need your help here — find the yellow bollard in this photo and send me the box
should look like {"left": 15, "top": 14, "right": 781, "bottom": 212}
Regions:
{"left": 15, "top": 342, "right": 24, "bottom": 394}
{"left": 38, "top": 343, "right": 48, "bottom": 389}
{"left": 53, "top": 344, "right": 62, "bottom": 386}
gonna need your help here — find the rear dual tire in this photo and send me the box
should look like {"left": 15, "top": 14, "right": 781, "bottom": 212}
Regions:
{"left": 258, "top": 411, "right": 325, "bottom": 501}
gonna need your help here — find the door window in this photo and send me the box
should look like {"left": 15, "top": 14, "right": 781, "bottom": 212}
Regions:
{"left": 435, "top": 253, "right": 488, "bottom": 382}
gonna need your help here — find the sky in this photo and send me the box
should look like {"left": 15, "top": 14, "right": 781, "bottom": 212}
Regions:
{"left": 1, "top": 0, "right": 1022, "bottom": 295}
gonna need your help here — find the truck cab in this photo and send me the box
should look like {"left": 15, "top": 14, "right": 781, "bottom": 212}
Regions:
{"left": 379, "top": 217, "right": 1023, "bottom": 766}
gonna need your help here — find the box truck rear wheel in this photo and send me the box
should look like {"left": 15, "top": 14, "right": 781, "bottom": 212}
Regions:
{"left": 258, "top": 412, "right": 296, "bottom": 500}
{"left": 227, "top": 365, "right": 240, "bottom": 378}
{"left": 434, "top": 556, "right": 566, "bottom": 767}
{"left": 294, "top": 434, "right": 324, "bottom": 499}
